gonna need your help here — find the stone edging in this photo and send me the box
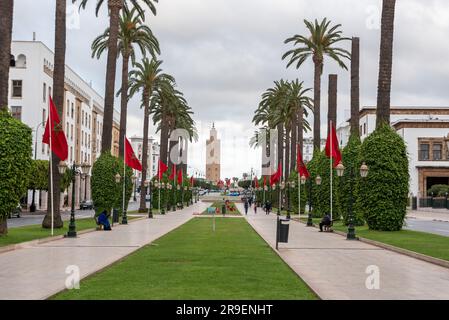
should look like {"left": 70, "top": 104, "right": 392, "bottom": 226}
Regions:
{"left": 296, "top": 220, "right": 449, "bottom": 270}
{"left": 0, "top": 216, "right": 147, "bottom": 255}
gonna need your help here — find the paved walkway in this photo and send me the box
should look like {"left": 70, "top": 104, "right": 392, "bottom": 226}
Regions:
{"left": 0, "top": 202, "right": 207, "bottom": 300}
{"left": 238, "top": 204, "right": 449, "bottom": 300}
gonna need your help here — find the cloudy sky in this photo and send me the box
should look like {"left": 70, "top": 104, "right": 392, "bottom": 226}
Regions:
{"left": 12, "top": 0, "right": 449, "bottom": 179}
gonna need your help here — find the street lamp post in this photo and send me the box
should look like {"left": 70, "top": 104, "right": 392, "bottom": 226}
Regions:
{"left": 300, "top": 175, "right": 306, "bottom": 216}
{"left": 132, "top": 175, "right": 137, "bottom": 202}
{"left": 336, "top": 162, "right": 369, "bottom": 240}
{"left": 59, "top": 161, "right": 90, "bottom": 238}
{"left": 145, "top": 180, "right": 153, "bottom": 218}
{"left": 287, "top": 181, "right": 294, "bottom": 219}
{"left": 30, "top": 121, "right": 46, "bottom": 212}
{"left": 280, "top": 182, "right": 285, "bottom": 216}
{"left": 161, "top": 182, "right": 166, "bottom": 215}
{"left": 114, "top": 173, "right": 128, "bottom": 225}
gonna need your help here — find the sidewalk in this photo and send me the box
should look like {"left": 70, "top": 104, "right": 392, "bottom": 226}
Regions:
{"left": 0, "top": 202, "right": 207, "bottom": 300}
{"left": 407, "top": 209, "right": 449, "bottom": 222}
{"left": 238, "top": 204, "right": 449, "bottom": 300}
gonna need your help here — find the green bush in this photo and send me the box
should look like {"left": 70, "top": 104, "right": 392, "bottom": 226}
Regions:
{"left": 357, "top": 125, "right": 409, "bottom": 231}
{"left": 340, "top": 135, "right": 365, "bottom": 226}
{"left": 28, "top": 159, "right": 72, "bottom": 192}
{"left": 0, "top": 111, "right": 32, "bottom": 234}
{"left": 91, "top": 153, "right": 132, "bottom": 216}
{"left": 427, "top": 185, "right": 449, "bottom": 197}
{"left": 288, "top": 170, "right": 307, "bottom": 215}
{"left": 307, "top": 150, "right": 339, "bottom": 218}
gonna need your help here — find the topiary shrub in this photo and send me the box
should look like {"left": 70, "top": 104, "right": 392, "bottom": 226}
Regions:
{"left": 0, "top": 111, "right": 32, "bottom": 235}
{"left": 288, "top": 170, "right": 307, "bottom": 215}
{"left": 340, "top": 134, "right": 365, "bottom": 226}
{"left": 357, "top": 125, "right": 409, "bottom": 231}
{"left": 91, "top": 152, "right": 132, "bottom": 216}
{"left": 307, "top": 150, "right": 339, "bottom": 218}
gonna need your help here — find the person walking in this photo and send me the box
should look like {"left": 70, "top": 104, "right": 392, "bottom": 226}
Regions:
{"left": 244, "top": 199, "right": 249, "bottom": 215}
{"left": 254, "top": 202, "right": 257, "bottom": 214}
{"left": 264, "top": 200, "right": 271, "bottom": 215}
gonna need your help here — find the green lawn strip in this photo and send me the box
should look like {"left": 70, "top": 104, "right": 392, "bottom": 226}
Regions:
{"left": 0, "top": 216, "right": 141, "bottom": 247}
{"left": 298, "top": 218, "right": 449, "bottom": 262}
{"left": 52, "top": 218, "right": 317, "bottom": 300}
{"left": 201, "top": 201, "right": 241, "bottom": 215}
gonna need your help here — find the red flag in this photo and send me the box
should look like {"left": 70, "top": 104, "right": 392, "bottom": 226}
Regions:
{"left": 157, "top": 160, "right": 168, "bottom": 180}
{"left": 42, "top": 96, "right": 68, "bottom": 161}
{"left": 325, "top": 123, "right": 342, "bottom": 168}
{"left": 254, "top": 177, "right": 259, "bottom": 188}
{"left": 226, "top": 178, "right": 231, "bottom": 187}
{"left": 168, "top": 164, "right": 176, "bottom": 181}
{"left": 124, "top": 137, "right": 142, "bottom": 171}
{"left": 296, "top": 145, "right": 310, "bottom": 178}
{"left": 190, "top": 176, "right": 194, "bottom": 187}
{"left": 270, "top": 163, "right": 282, "bottom": 186}
{"left": 177, "top": 168, "right": 183, "bottom": 185}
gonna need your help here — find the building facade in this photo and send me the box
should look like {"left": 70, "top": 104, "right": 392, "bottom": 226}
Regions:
{"left": 337, "top": 106, "right": 449, "bottom": 197}
{"left": 129, "top": 135, "right": 160, "bottom": 185}
{"left": 8, "top": 41, "right": 120, "bottom": 210}
{"left": 206, "top": 124, "right": 221, "bottom": 182}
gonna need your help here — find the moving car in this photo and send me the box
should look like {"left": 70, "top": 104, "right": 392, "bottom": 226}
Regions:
{"left": 8, "top": 204, "right": 21, "bottom": 218}
{"left": 80, "top": 200, "right": 94, "bottom": 210}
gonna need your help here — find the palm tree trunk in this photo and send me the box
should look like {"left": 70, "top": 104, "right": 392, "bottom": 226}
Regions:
{"left": 43, "top": 0, "right": 66, "bottom": 229}
{"left": 168, "top": 129, "right": 177, "bottom": 169}
{"left": 313, "top": 60, "right": 322, "bottom": 151}
{"left": 118, "top": 54, "right": 130, "bottom": 158}
{"left": 285, "top": 127, "right": 290, "bottom": 179}
{"left": 350, "top": 37, "right": 360, "bottom": 137}
{"left": 101, "top": 0, "right": 123, "bottom": 153}
{"left": 328, "top": 74, "right": 338, "bottom": 134}
{"left": 376, "top": 0, "right": 396, "bottom": 128}
{"left": 138, "top": 91, "right": 150, "bottom": 212}
{"left": 290, "top": 113, "right": 297, "bottom": 173}
{"left": 159, "top": 114, "right": 169, "bottom": 165}
{"left": 297, "top": 106, "right": 304, "bottom": 156}
{"left": 277, "top": 123, "right": 283, "bottom": 180}
{"left": 0, "top": 0, "right": 13, "bottom": 110}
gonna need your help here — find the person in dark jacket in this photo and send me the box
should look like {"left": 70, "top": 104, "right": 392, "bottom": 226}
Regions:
{"left": 244, "top": 200, "right": 249, "bottom": 215}
{"left": 264, "top": 200, "right": 272, "bottom": 215}
{"left": 97, "top": 210, "right": 111, "bottom": 231}
{"left": 319, "top": 214, "right": 331, "bottom": 232}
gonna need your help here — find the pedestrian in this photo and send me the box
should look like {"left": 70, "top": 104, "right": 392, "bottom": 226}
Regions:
{"left": 319, "top": 213, "right": 332, "bottom": 232}
{"left": 254, "top": 202, "right": 257, "bottom": 214}
{"left": 265, "top": 200, "right": 271, "bottom": 215}
{"left": 244, "top": 199, "right": 249, "bottom": 215}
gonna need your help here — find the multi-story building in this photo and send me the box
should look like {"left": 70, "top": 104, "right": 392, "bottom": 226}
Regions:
{"left": 301, "top": 137, "right": 327, "bottom": 162}
{"left": 129, "top": 135, "right": 160, "bottom": 184}
{"left": 8, "top": 40, "right": 120, "bottom": 210}
{"left": 337, "top": 106, "right": 449, "bottom": 197}
{"left": 206, "top": 124, "right": 221, "bottom": 182}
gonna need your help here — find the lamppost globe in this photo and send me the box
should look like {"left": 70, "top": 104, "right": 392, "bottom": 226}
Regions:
{"left": 177, "top": 185, "right": 180, "bottom": 190}
{"left": 115, "top": 173, "right": 121, "bottom": 183}
{"left": 58, "top": 161, "right": 68, "bottom": 175}
{"left": 360, "top": 162, "right": 369, "bottom": 178}
{"left": 315, "top": 176, "right": 322, "bottom": 186}
{"left": 300, "top": 175, "right": 306, "bottom": 185}
{"left": 132, "top": 175, "right": 137, "bottom": 184}
{"left": 280, "top": 182, "right": 285, "bottom": 190}
{"left": 81, "top": 162, "right": 91, "bottom": 176}
{"left": 264, "top": 186, "right": 268, "bottom": 191}
{"left": 336, "top": 162, "right": 345, "bottom": 177}
{"left": 272, "top": 184, "right": 276, "bottom": 191}
{"left": 290, "top": 181, "right": 295, "bottom": 188}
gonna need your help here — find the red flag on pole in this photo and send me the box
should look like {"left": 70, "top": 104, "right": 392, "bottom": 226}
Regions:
{"left": 263, "top": 176, "right": 267, "bottom": 187}
{"left": 168, "top": 164, "right": 176, "bottom": 181}
{"left": 42, "top": 96, "right": 68, "bottom": 161}
{"left": 325, "top": 123, "right": 342, "bottom": 168}
{"left": 270, "top": 163, "right": 282, "bottom": 186}
{"left": 177, "top": 168, "right": 183, "bottom": 185}
{"left": 296, "top": 145, "right": 310, "bottom": 178}
{"left": 157, "top": 160, "right": 168, "bottom": 180}
{"left": 124, "top": 137, "right": 142, "bottom": 171}
{"left": 190, "top": 176, "right": 194, "bottom": 187}
{"left": 254, "top": 177, "right": 259, "bottom": 188}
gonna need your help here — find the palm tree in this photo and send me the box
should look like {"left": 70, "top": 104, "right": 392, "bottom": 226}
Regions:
{"left": 0, "top": 0, "right": 14, "bottom": 110}
{"left": 75, "top": 0, "right": 158, "bottom": 153}
{"left": 92, "top": 6, "right": 160, "bottom": 158}
{"left": 42, "top": 0, "right": 67, "bottom": 229}
{"left": 283, "top": 18, "right": 350, "bottom": 151}
{"left": 327, "top": 74, "right": 338, "bottom": 135}
{"left": 376, "top": 0, "right": 396, "bottom": 127}
{"left": 350, "top": 37, "right": 360, "bottom": 137}
{"left": 128, "top": 58, "right": 173, "bottom": 213}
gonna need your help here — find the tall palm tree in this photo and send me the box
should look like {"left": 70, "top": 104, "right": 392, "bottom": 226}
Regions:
{"left": 42, "top": 0, "right": 67, "bottom": 229}
{"left": 327, "top": 74, "right": 338, "bottom": 135}
{"left": 350, "top": 37, "right": 360, "bottom": 137}
{"left": 75, "top": 0, "right": 158, "bottom": 153}
{"left": 128, "top": 58, "right": 173, "bottom": 213}
{"left": 283, "top": 18, "right": 350, "bottom": 151}
{"left": 0, "top": 0, "right": 14, "bottom": 110}
{"left": 376, "top": 0, "right": 396, "bottom": 127}
{"left": 92, "top": 6, "right": 160, "bottom": 158}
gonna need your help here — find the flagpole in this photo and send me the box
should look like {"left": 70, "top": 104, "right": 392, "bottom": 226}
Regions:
{"left": 122, "top": 137, "right": 126, "bottom": 223}
{"left": 330, "top": 120, "right": 333, "bottom": 222}
{"left": 48, "top": 96, "right": 54, "bottom": 236}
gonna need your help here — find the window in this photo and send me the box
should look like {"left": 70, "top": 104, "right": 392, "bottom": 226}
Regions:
{"left": 11, "top": 106, "right": 22, "bottom": 121}
{"left": 71, "top": 103, "right": 74, "bottom": 119}
{"left": 70, "top": 147, "right": 73, "bottom": 162}
{"left": 66, "top": 100, "right": 69, "bottom": 116}
{"left": 12, "top": 80, "right": 22, "bottom": 98}
{"left": 363, "top": 123, "right": 367, "bottom": 135}
{"left": 16, "top": 54, "right": 26, "bottom": 68}
{"left": 48, "top": 86, "right": 52, "bottom": 99}
{"left": 42, "top": 109, "right": 46, "bottom": 124}
{"left": 420, "top": 144, "right": 430, "bottom": 160}
{"left": 71, "top": 125, "right": 73, "bottom": 141}
{"left": 359, "top": 125, "right": 363, "bottom": 136}
{"left": 43, "top": 83, "right": 47, "bottom": 102}
{"left": 433, "top": 144, "right": 442, "bottom": 161}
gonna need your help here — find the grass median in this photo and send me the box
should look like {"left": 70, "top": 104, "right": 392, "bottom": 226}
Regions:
{"left": 52, "top": 217, "right": 317, "bottom": 300}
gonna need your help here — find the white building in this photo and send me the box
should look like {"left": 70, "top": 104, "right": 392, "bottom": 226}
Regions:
{"left": 302, "top": 137, "right": 327, "bottom": 162}
{"left": 8, "top": 40, "right": 120, "bottom": 210}
{"left": 129, "top": 135, "right": 160, "bottom": 184}
{"left": 337, "top": 106, "right": 449, "bottom": 197}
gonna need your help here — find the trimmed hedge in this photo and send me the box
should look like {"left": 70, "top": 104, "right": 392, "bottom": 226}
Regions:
{"left": 288, "top": 170, "right": 307, "bottom": 215}
{"left": 0, "top": 111, "right": 32, "bottom": 235}
{"left": 28, "top": 159, "right": 72, "bottom": 192}
{"left": 91, "top": 153, "right": 132, "bottom": 216}
{"left": 340, "top": 135, "right": 365, "bottom": 226}
{"left": 357, "top": 125, "right": 409, "bottom": 231}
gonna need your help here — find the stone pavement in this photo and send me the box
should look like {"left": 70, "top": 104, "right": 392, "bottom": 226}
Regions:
{"left": 238, "top": 204, "right": 449, "bottom": 300}
{"left": 0, "top": 202, "right": 207, "bottom": 300}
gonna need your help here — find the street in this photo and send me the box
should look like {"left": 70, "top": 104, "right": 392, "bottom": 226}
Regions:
{"left": 405, "top": 217, "right": 449, "bottom": 237}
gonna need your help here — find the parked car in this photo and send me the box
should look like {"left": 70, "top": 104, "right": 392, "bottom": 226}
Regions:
{"left": 8, "top": 204, "right": 21, "bottom": 218}
{"left": 229, "top": 192, "right": 240, "bottom": 196}
{"left": 80, "top": 200, "right": 94, "bottom": 210}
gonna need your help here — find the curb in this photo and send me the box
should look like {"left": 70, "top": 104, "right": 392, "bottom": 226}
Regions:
{"left": 0, "top": 216, "right": 147, "bottom": 255}
{"left": 296, "top": 220, "right": 449, "bottom": 270}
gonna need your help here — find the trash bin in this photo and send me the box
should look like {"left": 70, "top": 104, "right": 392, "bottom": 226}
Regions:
{"left": 278, "top": 218, "right": 290, "bottom": 243}
{"left": 113, "top": 208, "right": 119, "bottom": 223}
{"left": 412, "top": 197, "right": 417, "bottom": 210}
